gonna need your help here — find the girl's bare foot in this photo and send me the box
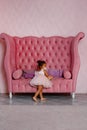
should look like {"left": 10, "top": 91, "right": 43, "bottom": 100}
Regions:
{"left": 41, "top": 98, "right": 46, "bottom": 101}
{"left": 33, "top": 97, "right": 38, "bottom": 102}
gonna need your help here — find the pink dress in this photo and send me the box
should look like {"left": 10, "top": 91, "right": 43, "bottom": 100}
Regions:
{"left": 30, "top": 69, "right": 52, "bottom": 88}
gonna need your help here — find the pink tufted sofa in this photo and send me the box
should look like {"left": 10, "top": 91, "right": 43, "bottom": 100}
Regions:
{"left": 0, "top": 32, "right": 85, "bottom": 99}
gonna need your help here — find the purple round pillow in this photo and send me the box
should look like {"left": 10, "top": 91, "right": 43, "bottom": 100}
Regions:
{"left": 63, "top": 70, "right": 71, "bottom": 79}
{"left": 12, "top": 69, "right": 22, "bottom": 79}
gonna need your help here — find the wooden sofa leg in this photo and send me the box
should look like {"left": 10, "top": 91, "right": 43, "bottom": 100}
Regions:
{"left": 9, "top": 92, "right": 12, "bottom": 99}
{"left": 72, "top": 92, "right": 75, "bottom": 99}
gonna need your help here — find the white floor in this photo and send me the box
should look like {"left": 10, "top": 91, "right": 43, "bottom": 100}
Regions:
{"left": 0, "top": 94, "right": 87, "bottom": 130}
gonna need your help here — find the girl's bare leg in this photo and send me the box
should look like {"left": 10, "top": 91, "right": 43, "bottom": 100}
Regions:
{"left": 39, "top": 86, "right": 46, "bottom": 101}
{"left": 39, "top": 86, "right": 44, "bottom": 99}
{"left": 33, "top": 85, "right": 42, "bottom": 102}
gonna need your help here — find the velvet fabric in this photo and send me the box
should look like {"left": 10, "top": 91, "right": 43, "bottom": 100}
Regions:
{"left": 0, "top": 32, "right": 85, "bottom": 94}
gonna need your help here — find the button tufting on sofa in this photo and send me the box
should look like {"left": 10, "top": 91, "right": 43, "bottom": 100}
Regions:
{"left": 0, "top": 32, "right": 85, "bottom": 98}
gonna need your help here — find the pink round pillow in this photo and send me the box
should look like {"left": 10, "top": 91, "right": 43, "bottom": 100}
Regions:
{"left": 12, "top": 69, "right": 22, "bottom": 79}
{"left": 63, "top": 70, "right": 71, "bottom": 79}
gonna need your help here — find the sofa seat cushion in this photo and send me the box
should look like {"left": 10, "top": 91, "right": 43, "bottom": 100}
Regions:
{"left": 51, "top": 78, "right": 73, "bottom": 92}
{"left": 12, "top": 78, "right": 34, "bottom": 92}
{"left": 12, "top": 78, "right": 73, "bottom": 93}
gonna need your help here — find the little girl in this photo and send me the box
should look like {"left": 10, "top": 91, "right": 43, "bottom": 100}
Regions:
{"left": 30, "top": 60, "right": 53, "bottom": 102}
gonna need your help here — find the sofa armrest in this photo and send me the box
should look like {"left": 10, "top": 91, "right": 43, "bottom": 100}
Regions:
{"left": 71, "top": 32, "right": 85, "bottom": 91}
{"left": 0, "top": 33, "right": 12, "bottom": 92}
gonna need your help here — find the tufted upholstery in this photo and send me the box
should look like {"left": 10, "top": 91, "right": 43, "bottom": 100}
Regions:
{"left": 14, "top": 37, "right": 72, "bottom": 71}
{"left": 0, "top": 32, "right": 85, "bottom": 97}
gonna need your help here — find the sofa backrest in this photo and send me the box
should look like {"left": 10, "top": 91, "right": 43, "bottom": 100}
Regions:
{"left": 13, "top": 36, "right": 73, "bottom": 71}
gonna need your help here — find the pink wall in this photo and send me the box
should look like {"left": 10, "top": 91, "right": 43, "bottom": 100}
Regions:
{"left": 0, "top": 0, "right": 87, "bottom": 93}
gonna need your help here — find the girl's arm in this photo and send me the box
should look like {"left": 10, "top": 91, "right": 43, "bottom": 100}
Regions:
{"left": 44, "top": 70, "right": 49, "bottom": 77}
{"left": 44, "top": 70, "right": 53, "bottom": 80}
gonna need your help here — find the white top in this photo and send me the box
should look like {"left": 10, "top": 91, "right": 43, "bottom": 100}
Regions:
{"left": 35, "top": 69, "right": 45, "bottom": 76}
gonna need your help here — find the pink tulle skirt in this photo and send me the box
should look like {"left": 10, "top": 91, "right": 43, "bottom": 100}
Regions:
{"left": 30, "top": 75, "right": 52, "bottom": 88}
